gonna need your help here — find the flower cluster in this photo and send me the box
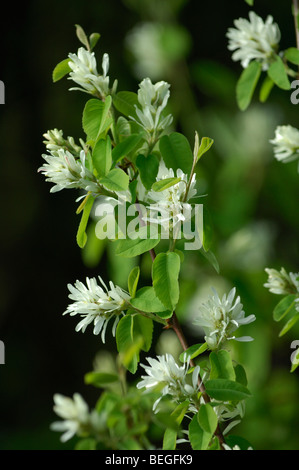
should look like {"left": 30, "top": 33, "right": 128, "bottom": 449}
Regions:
{"left": 270, "top": 125, "right": 299, "bottom": 171}
{"left": 68, "top": 47, "right": 115, "bottom": 98}
{"left": 144, "top": 161, "right": 196, "bottom": 231}
{"left": 38, "top": 149, "right": 99, "bottom": 194}
{"left": 193, "top": 287, "right": 256, "bottom": 350}
{"left": 132, "top": 78, "right": 173, "bottom": 138}
{"left": 264, "top": 267, "right": 299, "bottom": 296}
{"left": 63, "top": 276, "right": 130, "bottom": 342}
{"left": 51, "top": 393, "right": 103, "bottom": 442}
{"left": 137, "top": 353, "right": 201, "bottom": 412}
{"left": 43, "top": 128, "right": 83, "bottom": 155}
{"left": 227, "top": 11, "right": 280, "bottom": 70}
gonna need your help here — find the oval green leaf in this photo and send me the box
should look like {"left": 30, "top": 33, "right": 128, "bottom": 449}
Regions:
{"left": 152, "top": 251, "right": 181, "bottom": 311}
{"left": 205, "top": 379, "right": 251, "bottom": 402}
{"left": 236, "top": 60, "right": 262, "bottom": 111}
{"left": 267, "top": 55, "right": 291, "bottom": 90}
{"left": 52, "top": 58, "right": 72, "bottom": 83}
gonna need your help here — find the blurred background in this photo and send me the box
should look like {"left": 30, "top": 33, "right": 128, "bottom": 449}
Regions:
{"left": 0, "top": 0, "right": 299, "bottom": 450}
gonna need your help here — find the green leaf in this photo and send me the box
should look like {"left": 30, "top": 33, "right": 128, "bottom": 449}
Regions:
{"left": 245, "top": 0, "right": 254, "bottom": 5}
{"left": 116, "top": 314, "right": 153, "bottom": 373}
{"left": 113, "top": 91, "right": 140, "bottom": 118}
{"left": 199, "top": 247, "right": 220, "bottom": 273}
{"left": 189, "top": 413, "right": 212, "bottom": 450}
{"left": 133, "top": 315, "right": 153, "bottom": 352}
{"left": 163, "top": 428, "right": 177, "bottom": 450}
{"left": 162, "top": 400, "right": 189, "bottom": 448}
{"left": 267, "top": 55, "right": 291, "bottom": 90}
{"left": 234, "top": 364, "right": 248, "bottom": 386}
{"left": 82, "top": 97, "right": 112, "bottom": 141}
{"left": 197, "top": 403, "right": 218, "bottom": 435}
{"left": 75, "top": 24, "right": 90, "bottom": 49}
{"left": 159, "top": 132, "right": 193, "bottom": 175}
{"left": 152, "top": 252, "right": 181, "bottom": 311}
{"left": 84, "top": 371, "right": 119, "bottom": 387}
{"left": 209, "top": 350, "right": 236, "bottom": 381}
{"left": 115, "top": 225, "right": 160, "bottom": 258}
{"left": 112, "top": 134, "right": 143, "bottom": 163}
{"left": 116, "top": 315, "right": 138, "bottom": 373}
{"left": 52, "top": 58, "right": 72, "bottom": 83}
{"left": 179, "top": 343, "right": 208, "bottom": 362}
{"left": 273, "top": 294, "right": 297, "bottom": 322}
{"left": 279, "top": 313, "right": 299, "bottom": 337}
{"left": 92, "top": 136, "right": 112, "bottom": 177}
{"left": 128, "top": 266, "right": 140, "bottom": 297}
{"left": 116, "top": 116, "right": 131, "bottom": 141}
{"left": 121, "top": 337, "right": 143, "bottom": 373}
{"left": 284, "top": 47, "right": 299, "bottom": 65}
{"left": 259, "top": 75, "right": 275, "bottom": 103}
{"left": 136, "top": 154, "right": 160, "bottom": 190}
{"left": 89, "top": 32, "right": 100, "bottom": 50}
{"left": 131, "top": 286, "right": 169, "bottom": 313}
{"left": 171, "top": 401, "right": 190, "bottom": 424}
{"left": 236, "top": 60, "right": 262, "bottom": 110}
{"left": 76, "top": 195, "right": 94, "bottom": 248}
{"left": 152, "top": 177, "right": 182, "bottom": 192}
{"left": 75, "top": 438, "right": 97, "bottom": 450}
{"left": 99, "top": 168, "right": 129, "bottom": 192}
{"left": 129, "top": 179, "right": 138, "bottom": 203}
{"left": 205, "top": 379, "right": 251, "bottom": 402}
{"left": 196, "top": 135, "right": 214, "bottom": 162}
{"left": 76, "top": 192, "right": 91, "bottom": 214}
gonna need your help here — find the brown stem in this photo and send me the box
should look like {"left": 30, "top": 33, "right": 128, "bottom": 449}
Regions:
{"left": 293, "top": 0, "right": 299, "bottom": 50}
{"left": 148, "top": 246, "right": 225, "bottom": 448}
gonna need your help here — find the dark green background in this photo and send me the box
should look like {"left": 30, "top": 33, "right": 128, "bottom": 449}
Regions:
{"left": 0, "top": 0, "right": 298, "bottom": 450}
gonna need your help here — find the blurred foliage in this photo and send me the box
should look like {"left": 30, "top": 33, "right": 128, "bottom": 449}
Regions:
{"left": 0, "top": 0, "right": 299, "bottom": 450}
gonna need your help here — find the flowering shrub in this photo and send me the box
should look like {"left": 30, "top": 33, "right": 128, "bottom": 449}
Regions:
{"left": 39, "top": 0, "right": 299, "bottom": 450}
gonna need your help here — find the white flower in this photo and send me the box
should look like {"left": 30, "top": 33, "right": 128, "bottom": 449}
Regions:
{"left": 223, "top": 443, "right": 253, "bottom": 450}
{"left": 144, "top": 160, "right": 196, "bottom": 231}
{"left": 51, "top": 393, "right": 102, "bottom": 442}
{"left": 226, "top": 11, "right": 280, "bottom": 70}
{"left": 214, "top": 401, "right": 245, "bottom": 436}
{"left": 264, "top": 267, "right": 299, "bottom": 295}
{"left": 193, "top": 288, "right": 256, "bottom": 350}
{"left": 137, "top": 353, "right": 201, "bottom": 412}
{"left": 63, "top": 276, "right": 130, "bottom": 343}
{"left": 43, "top": 128, "right": 82, "bottom": 154}
{"left": 68, "top": 47, "right": 111, "bottom": 98}
{"left": 125, "top": 22, "right": 171, "bottom": 80}
{"left": 270, "top": 125, "right": 299, "bottom": 166}
{"left": 132, "top": 78, "right": 173, "bottom": 134}
{"left": 39, "top": 148, "right": 99, "bottom": 193}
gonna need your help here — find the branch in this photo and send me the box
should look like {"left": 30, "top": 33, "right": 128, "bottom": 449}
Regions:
{"left": 293, "top": 0, "right": 299, "bottom": 50}
{"left": 148, "top": 246, "right": 225, "bottom": 448}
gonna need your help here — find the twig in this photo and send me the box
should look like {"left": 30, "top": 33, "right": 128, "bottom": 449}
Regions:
{"left": 148, "top": 246, "right": 225, "bottom": 448}
{"left": 293, "top": 0, "right": 299, "bottom": 49}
